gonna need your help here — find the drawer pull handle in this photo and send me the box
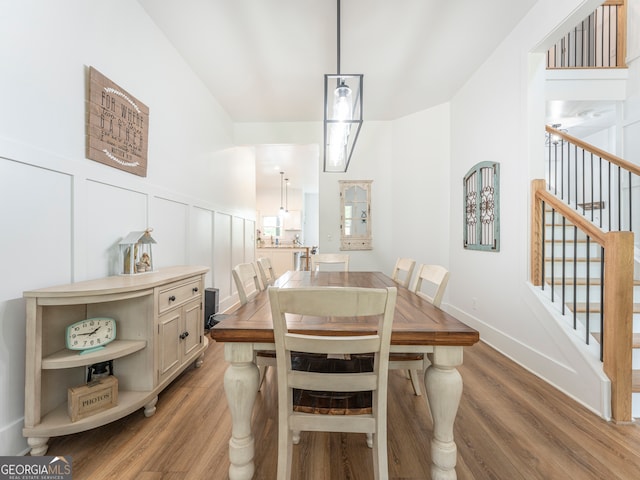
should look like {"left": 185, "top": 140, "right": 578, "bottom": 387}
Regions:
{"left": 169, "top": 295, "right": 176, "bottom": 302}
{"left": 192, "top": 287, "right": 199, "bottom": 293}
{"left": 179, "top": 331, "right": 189, "bottom": 340}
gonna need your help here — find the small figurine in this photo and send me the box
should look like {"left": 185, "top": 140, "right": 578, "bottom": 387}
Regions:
{"left": 140, "top": 252, "right": 151, "bottom": 269}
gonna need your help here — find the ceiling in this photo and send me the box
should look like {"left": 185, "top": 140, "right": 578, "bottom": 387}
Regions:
{"left": 137, "top": 0, "right": 537, "bottom": 123}
{"left": 137, "top": 1, "right": 611, "bottom": 193}
{"left": 546, "top": 100, "right": 617, "bottom": 138}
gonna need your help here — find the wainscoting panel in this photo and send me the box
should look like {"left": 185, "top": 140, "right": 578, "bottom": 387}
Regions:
{"left": 213, "top": 212, "right": 233, "bottom": 309}
{"left": 85, "top": 179, "right": 147, "bottom": 278}
{"left": 151, "top": 196, "right": 189, "bottom": 268}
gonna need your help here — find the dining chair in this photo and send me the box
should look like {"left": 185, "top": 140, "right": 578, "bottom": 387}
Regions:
{"left": 232, "top": 262, "right": 274, "bottom": 389}
{"left": 310, "top": 253, "right": 350, "bottom": 272}
{"left": 390, "top": 257, "right": 416, "bottom": 288}
{"left": 268, "top": 285, "right": 397, "bottom": 480}
{"left": 411, "top": 264, "right": 450, "bottom": 307}
{"left": 389, "top": 264, "right": 450, "bottom": 396}
{"left": 231, "top": 262, "right": 263, "bottom": 305}
{"left": 257, "top": 257, "right": 277, "bottom": 287}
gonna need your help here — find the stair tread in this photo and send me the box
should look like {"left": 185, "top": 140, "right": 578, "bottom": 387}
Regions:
{"left": 590, "top": 333, "right": 640, "bottom": 348}
{"left": 546, "top": 278, "right": 640, "bottom": 286}
{"left": 545, "top": 239, "right": 593, "bottom": 243}
{"left": 566, "top": 303, "right": 640, "bottom": 314}
{"left": 545, "top": 257, "right": 602, "bottom": 263}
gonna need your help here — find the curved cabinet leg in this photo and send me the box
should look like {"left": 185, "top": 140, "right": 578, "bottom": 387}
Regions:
{"left": 425, "top": 346, "right": 463, "bottom": 480}
{"left": 144, "top": 395, "right": 158, "bottom": 417}
{"left": 224, "top": 343, "right": 260, "bottom": 480}
{"left": 27, "top": 437, "right": 49, "bottom": 456}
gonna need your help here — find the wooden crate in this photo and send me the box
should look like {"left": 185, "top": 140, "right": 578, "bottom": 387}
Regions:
{"left": 68, "top": 376, "right": 118, "bottom": 422}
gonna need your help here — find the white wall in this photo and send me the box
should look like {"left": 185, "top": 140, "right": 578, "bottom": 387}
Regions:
{"left": 388, "top": 104, "right": 452, "bottom": 276}
{"left": 2, "top": 0, "right": 632, "bottom": 457}
{"left": 0, "top": 0, "right": 256, "bottom": 455}
{"left": 447, "top": 0, "right": 612, "bottom": 418}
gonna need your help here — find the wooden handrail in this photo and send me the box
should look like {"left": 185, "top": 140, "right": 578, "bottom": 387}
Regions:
{"left": 535, "top": 185, "right": 607, "bottom": 245}
{"left": 546, "top": 125, "right": 640, "bottom": 176}
{"left": 531, "top": 179, "right": 634, "bottom": 422}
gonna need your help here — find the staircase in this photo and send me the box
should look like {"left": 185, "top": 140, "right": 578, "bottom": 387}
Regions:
{"left": 543, "top": 210, "right": 640, "bottom": 419}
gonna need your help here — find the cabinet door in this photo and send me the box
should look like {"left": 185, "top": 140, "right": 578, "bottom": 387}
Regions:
{"left": 182, "top": 299, "right": 203, "bottom": 358}
{"left": 158, "top": 310, "right": 181, "bottom": 382}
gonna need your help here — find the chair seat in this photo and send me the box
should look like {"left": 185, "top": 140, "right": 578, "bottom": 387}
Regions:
{"left": 291, "top": 354, "right": 374, "bottom": 415}
{"left": 388, "top": 352, "right": 424, "bottom": 361}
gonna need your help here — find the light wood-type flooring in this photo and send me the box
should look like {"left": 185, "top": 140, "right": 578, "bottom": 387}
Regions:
{"left": 45, "top": 336, "right": 640, "bottom": 479}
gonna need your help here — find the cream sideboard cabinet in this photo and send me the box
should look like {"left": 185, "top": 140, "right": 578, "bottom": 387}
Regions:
{"left": 22, "top": 265, "right": 209, "bottom": 455}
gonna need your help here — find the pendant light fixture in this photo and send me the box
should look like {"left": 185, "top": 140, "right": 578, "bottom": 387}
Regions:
{"left": 279, "top": 171, "right": 285, "bottom": 214}
{"left": 285, "top": 177, "right": 289, "bottom": 213}
{"left": 323, "top": 0, "right": 363, "bottom": 173}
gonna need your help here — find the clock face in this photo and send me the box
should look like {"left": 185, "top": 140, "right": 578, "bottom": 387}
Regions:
{"left": 66, "top": 317, "right": 116, "bottom": 351}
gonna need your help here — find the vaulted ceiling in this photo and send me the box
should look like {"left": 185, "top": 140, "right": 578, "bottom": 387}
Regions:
{"left": 137, "top": 0, "right": 537, "bottom": 122}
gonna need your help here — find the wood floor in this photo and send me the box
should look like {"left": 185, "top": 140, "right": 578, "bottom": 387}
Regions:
{"left": 45, "top": 337, "right": 640, "bottom": 479}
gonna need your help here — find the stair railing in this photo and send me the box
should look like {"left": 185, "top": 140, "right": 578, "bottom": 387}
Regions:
{"left": 531, "top": 179, "right": 634, "bottom": 422}
{"left": 545, "top": 124, "right": 640, "bottom": 235}
{"left": 547, "top": 0, "right": 627, "bottom": 69}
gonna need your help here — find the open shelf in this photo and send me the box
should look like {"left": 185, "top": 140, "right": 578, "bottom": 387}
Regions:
{"left": 22, "top": 390, "right": 152, "bottom": 437}
{"left": 42, "top": 340, "right": 147, "bottom": 369}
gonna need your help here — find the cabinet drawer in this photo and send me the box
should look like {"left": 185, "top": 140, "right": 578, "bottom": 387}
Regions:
{"left": 158, "top": 278, "right": 202, "bottom": 314}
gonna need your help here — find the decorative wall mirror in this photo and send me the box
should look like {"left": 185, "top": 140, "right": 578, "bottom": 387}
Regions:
{"left": 339, "top": 180, "right": 372, "bottom": 250}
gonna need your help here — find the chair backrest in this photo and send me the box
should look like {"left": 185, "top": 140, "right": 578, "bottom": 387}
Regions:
{"left": 410, "top": 264, "right": 450, "bottom": 308}
{"left": 268, "top": 285, "right": 397, "bottom": 478}
{"left": 391, "top": 257, "right": 416, "bottom": 288}
{"left": 310, "top": 253, "right": 350, "bottom": 272}
{"left": 256, "top": 257, "right": 277, "bottom": 287}
{"left": 232, "top": 262, "right": 263, "bottom": 305}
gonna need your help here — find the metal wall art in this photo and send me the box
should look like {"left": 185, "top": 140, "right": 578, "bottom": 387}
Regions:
{"left": 464, "top": 162, "right": 500, "bottom": 251}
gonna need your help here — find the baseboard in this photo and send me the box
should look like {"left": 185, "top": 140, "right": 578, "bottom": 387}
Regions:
{"left": 443, "top": 286, "right": 612, "bottom": 420}
{"left": 0, "top": 417, "right": 29, "bottom": 456}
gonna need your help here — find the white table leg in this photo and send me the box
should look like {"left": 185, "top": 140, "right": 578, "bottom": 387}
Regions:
{"left": 425, "top": 346, "right": 463, "bottom": 480}
{"left": 224, "top": 343, "right": 260, "bottom": 480}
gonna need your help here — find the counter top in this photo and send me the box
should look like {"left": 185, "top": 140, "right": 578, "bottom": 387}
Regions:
{"left": 256, "top": 246, "right": 309, "bottom": 250}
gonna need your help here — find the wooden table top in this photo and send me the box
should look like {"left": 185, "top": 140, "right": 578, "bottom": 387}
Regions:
{"left": 210, "top": 271, "right": 479, "bottom": 347}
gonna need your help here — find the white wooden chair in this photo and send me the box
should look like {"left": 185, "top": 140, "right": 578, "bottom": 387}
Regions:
{"left": 257, "top": 257, "right": 277, "bottom": 287}
{"left": 411, "top": 264, "right": 450, "bottom": 308}
{"left": 231, "top": 262, "right": 263, "bottom": 305}
{"left": 232, "top": 262, "right": 274, "bottom": 389}
{"left": 268, "top": 286, "right": 397, "bottom": 480}
{"left": 310, "top": 253, "right": 350, "bottom": 272}
{"left": 389, "top": 264, "right": 450, "bottom": 396}
{"left": 390, "top": 257, "right": 416, "bottom": 288}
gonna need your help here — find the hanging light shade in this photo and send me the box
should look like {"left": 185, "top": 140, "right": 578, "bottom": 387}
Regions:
{"left": 323, "top": 0, "right": 363, "bottom": 173}
{"left": 285, "top": 177, "right": 289, "bottom": 213}
{"left": 279, "top": 171, "right": 285, "bottom": 214}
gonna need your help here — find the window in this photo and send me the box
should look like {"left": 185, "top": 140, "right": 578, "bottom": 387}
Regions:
{"left": 262, "top": 215, "right": 281, "bottom": 238}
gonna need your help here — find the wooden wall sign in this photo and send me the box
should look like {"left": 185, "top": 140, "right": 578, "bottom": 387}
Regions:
{"left": 87, "top": 67, "right": 149, "bottom": 176}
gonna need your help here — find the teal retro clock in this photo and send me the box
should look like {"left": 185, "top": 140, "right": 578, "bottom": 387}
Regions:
{"left": 65, "top": 317, "right": 116, "bottom": 354}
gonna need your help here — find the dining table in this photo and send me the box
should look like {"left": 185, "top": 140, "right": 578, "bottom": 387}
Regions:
{"left": 210, "top": 270, "right": 480, "bottom": 480}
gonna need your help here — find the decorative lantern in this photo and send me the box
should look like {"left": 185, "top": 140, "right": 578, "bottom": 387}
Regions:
{"left": 118, "top": 229, "right": 156, "bottom": 275}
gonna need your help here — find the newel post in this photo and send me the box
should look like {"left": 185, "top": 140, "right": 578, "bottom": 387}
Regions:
{"left": 603, "top": 230, "right": 634, "bottom": 423}
{"left": 530, "top": 180, "right": 546, "bottom": 286}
